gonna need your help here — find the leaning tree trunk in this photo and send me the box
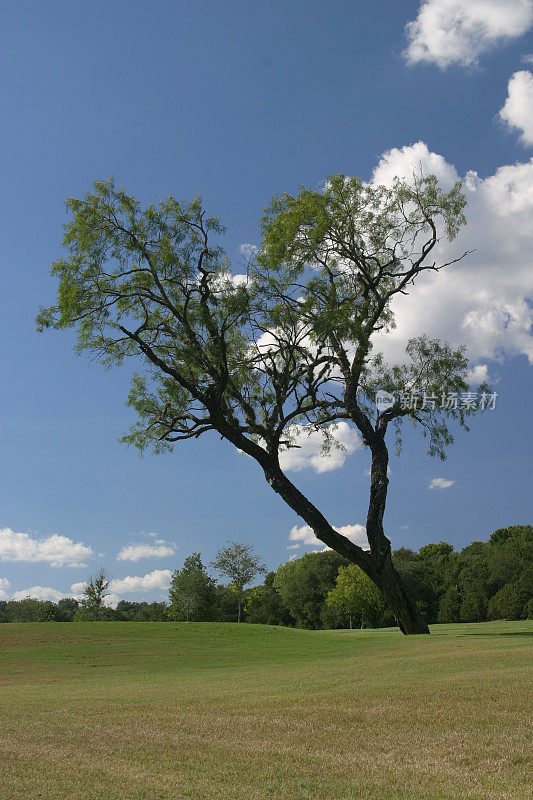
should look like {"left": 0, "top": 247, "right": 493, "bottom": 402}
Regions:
{"left": 260, "top": 454, "right": 430, "bottom": 635}
{"left": 364, "top": 440, "right": 430, "bottom": 634}
{"left": 368, "top": 551, "right": 429, "bottom": 634}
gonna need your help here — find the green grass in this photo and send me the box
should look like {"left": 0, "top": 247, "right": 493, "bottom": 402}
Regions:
{"left": 0, "top": 621, "right": 531, "bottom": 799}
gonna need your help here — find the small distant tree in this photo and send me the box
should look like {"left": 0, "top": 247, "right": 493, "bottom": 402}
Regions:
{"left": 326, "top": 564, "right": 385, "bottom": 629}
{"left": 211, "top": 541, "right": 266, "bottom": 622}
{"left": 168, "top": 553, "right": 216, "bottom": 622}
{"left": 77, "top": 569, "right": 110, "bottom": 620}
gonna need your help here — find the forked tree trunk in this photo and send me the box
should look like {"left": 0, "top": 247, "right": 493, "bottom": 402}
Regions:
{"left": 254, "top": 437, "right": 430, "bottom": 636}
{"left": 363, "top": 442, "right": 430, "bottom": 635}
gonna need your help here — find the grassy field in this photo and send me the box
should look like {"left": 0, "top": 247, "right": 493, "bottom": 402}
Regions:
{"left": 0, "top": 621, "right": 531, "bottom": 800}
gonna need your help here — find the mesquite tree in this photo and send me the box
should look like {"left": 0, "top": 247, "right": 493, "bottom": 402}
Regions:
{"left": 37, "top": 174, "right": 486, "bottom": 634}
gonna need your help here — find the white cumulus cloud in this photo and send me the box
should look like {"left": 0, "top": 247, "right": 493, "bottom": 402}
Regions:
{"left": 70, "top": 570, "right": 172, "bottom": 604}
{"left": 467, "top": 364, "right": 489, "bottom": 385}
{"left": 107, "top": 569, "right": 172, "bottom": 594}
{"left": 289, "top": 523, "right": 368, "bottom": 550}
{"left": 405, "top": 0, "right": 533, "bottom": 68}
{"left": 11, "top": 585, "right": 68, "bottom": 602}
{"left": 0, "top": 577, "right": 11, "bottom": 600}
{"left": 278, "top": 422, "right": 361, "bottom": 473}
{"left": 0, "top": 528, "right": 93, "bottom": 567}
{"left": 500, "top": 70, "right": 533, "bottom": 145}
{"left": 69, "top": 581, "right": 87, "bottom": 596}
{"left": 429, "top": 477, "right": 455, "bottom": 489}
{"left": 370, "top": 141, "right": 533, "bottom": 366}
{"left": 238, "top": 243, "right": 258, "bottom": 259}
{"left": 117, "top": 541, "right": 176, "bottom": 562}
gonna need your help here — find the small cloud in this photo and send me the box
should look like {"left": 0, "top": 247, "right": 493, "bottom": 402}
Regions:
{"left": 499, "top": 69, "right": 533, "bottom": 145}
{"left": 238, "top": 243, "right": 258, "bottom": 259}
{"left": 468, "top": 364, "right": 489, "bottom": 385}
{"left": 0, "top": 577, "right": 11, "bottom": 600}
{"left": 0, "top": 528, "right": 92, "bottom": 567}
{"left": 117, "top": 540, "right": 176, "bottom": 562}
{"left": 399, "top": 524, "right": 410, "bottom": 530}
{"left": 71, "top": 571, "right": 172, "bottom": 603}
{"left": 108, "top": 569, "right": 172, "bottom": 594}
{"left": 286, "top": 544, "right": 300, "bottom": 550}
{"left": 279, "top": 422, "right": 361, "bottom": 474}
{"left": 289, "top": 523, "right": 368, "bottom": 550}
{"left": 429, "top": 477, "right": 455, "bottom": 490}
{"left": 104, "top": 593, "right": 120, "bottom": 609}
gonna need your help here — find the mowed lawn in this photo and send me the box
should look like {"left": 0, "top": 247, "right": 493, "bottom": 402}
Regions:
{"left": 0, "top": 621, "right": 531, "bottom": 800}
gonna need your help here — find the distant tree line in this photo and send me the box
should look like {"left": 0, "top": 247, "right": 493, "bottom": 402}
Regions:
{"left": 1, "top": 526, "right": 531, "bottom": 627}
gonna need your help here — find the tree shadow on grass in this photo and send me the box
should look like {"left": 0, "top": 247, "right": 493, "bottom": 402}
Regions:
{"left": 433, "top": 629, "right": 533, "bottom": 637}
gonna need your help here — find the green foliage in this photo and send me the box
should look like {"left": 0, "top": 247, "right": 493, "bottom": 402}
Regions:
{"left": 76, "top": 569, "right": 110, "bottom": 621}
{"left": 36, "top": 174, "right": 481, "bottom": 466}
{"left": 115, "top": 601, "right": 168, "bottom": 621}
{"left": 211, "top": 541, "right": 266, "bottom": 621}
{"left": 487, "top": 582, "right": 528, "bottom": 621}
{"left": 5, "top": 598, "right": 57, "bottom": 623}
{"left": 437, "top": 586, "right": 462, "bottom": 623}
{"left": 393, "top": 525, "right": 533, "bottom": 624}
{"left": 273, "top": 550, "right": 348, "bottom": 628}
{"left": 459, "top": 587, "right": 487, "bottom": 623}
{"left": 257, "top": 173, "right": 479, "bottom": 458}
{"left": 243, "top": 572, "right": 293, "bottom": 626}
{"left": 54, "top": 598, "right": 80, "bottom": 622}
{"left": 326, "top": 564, "right": 385, "bottom": 628}
{"left": 168, "top": 553, "right": 217, "bottom": 622}
{"left": 213, "top": 584, "right": 240, "bottom": 622}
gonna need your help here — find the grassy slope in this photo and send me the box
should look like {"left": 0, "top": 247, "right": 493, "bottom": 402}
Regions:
{"left": 0, "top": 621, "right": 531, "bottom": 800}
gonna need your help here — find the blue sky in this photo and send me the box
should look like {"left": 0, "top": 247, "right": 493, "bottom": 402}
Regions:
{"left": 1, "top": 0, "right": 532, "bottom": 605}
